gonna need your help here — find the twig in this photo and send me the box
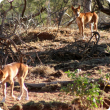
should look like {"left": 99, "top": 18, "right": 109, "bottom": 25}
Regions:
{"left": 15, "top": 35, "right": 42, "bottom": 65}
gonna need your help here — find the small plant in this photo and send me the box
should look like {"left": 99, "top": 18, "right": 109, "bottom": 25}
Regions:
{"left": 105, "top": 45, "right": 110, "bottom": 53}
{"left": 98, "top": 69, "right": 102, "bottom": 74}
{"left": 105, "top": 73, "right": 110, "bottom": 81}
{"left": 104, "top": 73, "right": 110, "bottom": 87}
{"left": 61, "top": 70, "right": 103, "bottom": 109}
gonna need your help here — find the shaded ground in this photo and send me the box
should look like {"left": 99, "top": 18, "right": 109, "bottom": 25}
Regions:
{"left": 0, "top": 27, "right": 110, "bottom": 110}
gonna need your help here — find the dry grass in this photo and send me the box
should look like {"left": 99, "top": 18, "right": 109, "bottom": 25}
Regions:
{"left": 31, "top": 65, "right": 56, "bottom": 76}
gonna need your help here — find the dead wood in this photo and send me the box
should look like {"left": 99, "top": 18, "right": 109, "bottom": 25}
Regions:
{"left": 6, "top": 78, "right": 110, "bottom": 89}
{"left": 7, "top": 81, "right": 74, "bottom": 88}
{"left": 66, "top": 17, "right": 76, "bottom": 27}
{"left": 95, "top": 0, "right": 110, "bottom": 15}
{"left": 0, "top": 35, "right": 42, "bottom": 65}
{"left": 0, "top": 25, "right": 41, "bottom": 64}
{"left": 20, "top": 7, "right": 46, "bottom": 22}
{"left": 86, "top": 31, "right": 100, "bottom": 56}
{"left": 0, "top": 1, "right": 44, "bottom": 65}
{"left": 0, "top": 1, "right": 13, "bottom": 35}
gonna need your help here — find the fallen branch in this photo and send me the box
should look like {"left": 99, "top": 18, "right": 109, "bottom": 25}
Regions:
{"left": 66, "top": 17, "right": 76, "bottom": 27}
{"left": 6, "top": 78, "right": 110, "bottom": 89}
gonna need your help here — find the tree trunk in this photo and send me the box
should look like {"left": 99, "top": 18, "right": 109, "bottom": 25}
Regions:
{"left": 47, "top": 0, "right": 51, "bottom": 26}
{"left": 83, "top": 0, "right": 92, "bottom": 28}
{"left": 108, "top": 0, "right": 110, "bottom": 9}
{"left": 95, "top": 0, "right": 110, "bottom": 15}
{"left": 84, "top": 0, "right": 92, "bottom": 12}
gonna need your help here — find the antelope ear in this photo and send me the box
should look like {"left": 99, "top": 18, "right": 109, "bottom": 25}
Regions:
{"left": 71, "top": 6, "right": 74, "bottom": 10}
{"left": 78, "top": 5, "right": 80, "bottom": 9}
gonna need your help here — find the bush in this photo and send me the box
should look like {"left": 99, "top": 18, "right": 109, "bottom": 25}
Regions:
{"left": 61, "top": 69, "right": 104, "bottom": 109}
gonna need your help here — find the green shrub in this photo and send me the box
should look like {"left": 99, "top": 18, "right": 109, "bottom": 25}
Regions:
{"left": 61, "top": 70, "right": 103, "bottom": 108}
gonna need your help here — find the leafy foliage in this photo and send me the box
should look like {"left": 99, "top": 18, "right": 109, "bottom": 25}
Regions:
{"left": 61, "top": 70, "right": 104, "bottom": 108}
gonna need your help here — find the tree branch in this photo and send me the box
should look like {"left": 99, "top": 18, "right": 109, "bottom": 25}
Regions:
{"left": 21, "top": 0, "right": 26, "bottom": 17}
{"left": 95, "top": 0, "right": 110, "bottom": 15}
{"left": 21, "top": 7, "right": 46, "bottom": 22}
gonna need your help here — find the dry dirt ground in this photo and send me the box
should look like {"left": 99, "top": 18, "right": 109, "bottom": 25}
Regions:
{"left": 0, "top": 27, "right": 110, "bottom": 110}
